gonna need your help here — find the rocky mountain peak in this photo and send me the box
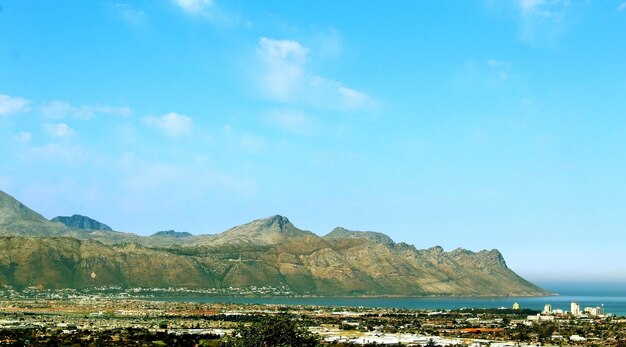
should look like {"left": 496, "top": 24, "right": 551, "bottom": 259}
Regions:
{"left": 263, "top": 215, "right": 291, "bottom": 230}
{"left": 483, "top": 249, "right": 508, "bottom": 269}
{"left": 51, "top": 214, "right": 112, "bottom": 231}
{"left": 427, "top": 245, "right": 445, "bottom": 253}
{"left": 205, "top": 215, "right": 313, "bottom": 247}
{"left": 325, "top": 227, "right": 395, "bottom": 246}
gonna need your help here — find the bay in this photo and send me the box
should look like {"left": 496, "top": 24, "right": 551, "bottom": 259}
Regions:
{"left": 153, "top": 295, "right": 626, "bottom": 317}
{"left": 151, "top": 283, "right": 626, "bottom": 316}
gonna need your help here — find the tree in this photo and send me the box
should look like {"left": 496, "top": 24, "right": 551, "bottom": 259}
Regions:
{"left": 224, "top": 314, "right": 320, "bottom": 347}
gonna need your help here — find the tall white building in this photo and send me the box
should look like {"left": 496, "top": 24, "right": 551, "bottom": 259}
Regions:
{"left": 543, "top": 304, "right": 552, "bottom": 314}
{"left": 571, "top": 302, "right": 581, "bottom": 316}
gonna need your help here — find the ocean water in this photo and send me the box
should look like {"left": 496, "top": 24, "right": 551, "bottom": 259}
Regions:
{"left": 153, "top": 283, "right": 626, "bottom": 316}
{"left": 155, "top": 295, "right": 626, "bottom": 317}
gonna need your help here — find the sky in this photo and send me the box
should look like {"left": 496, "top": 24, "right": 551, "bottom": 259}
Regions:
{"left": 1, "top": 0, "right": 625, "bottom": 284}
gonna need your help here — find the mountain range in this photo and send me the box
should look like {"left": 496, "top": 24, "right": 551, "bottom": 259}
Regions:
{"left": 0, "top": 189, "right": 547, "bottom": 296}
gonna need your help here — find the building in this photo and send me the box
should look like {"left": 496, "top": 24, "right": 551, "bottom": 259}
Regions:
{"left": 543, "top": 304, "right": 552, "bottom": 314}
{"left": 512, "top": 302, "right": 520, "bottom": 310}
{"left": 571, "top": 302, "right": 581, "bottom": 316}
{"left": 584, "top": 305, "right": 605, "bottom": 316}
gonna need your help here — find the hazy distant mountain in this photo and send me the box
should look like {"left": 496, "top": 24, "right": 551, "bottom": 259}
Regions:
{"left": 0, "top": 189, "right": 548, "bottom": 296}
{"left": 52, "top": 214, "right": 113, "bottom": 231}
{"left": 151, "top": 230, "right": 193, "bottom": 238}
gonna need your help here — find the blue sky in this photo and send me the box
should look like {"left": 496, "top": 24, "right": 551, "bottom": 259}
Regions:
{"left": 1, "top": 0, "right": 625, "bottom": 283}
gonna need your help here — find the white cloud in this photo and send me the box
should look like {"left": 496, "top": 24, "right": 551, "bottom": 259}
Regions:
{"left": 486, "top": 59, "right": 510, "bottom": 68}
{"left": 173, "top": 0, "right": 213, "bottom": 15}
{"left": 45, "top": 123, "right": 73, "bottom": 138}
{"left": 338, "top": 86, "right": 374, "bottom": 109}
{"left": 0, "top": 94, "right": 31, "bottom": 115}
{"left": 518, "top": 0, "right": 569, "bottom": 17}
{"left": 256, "top": 37, "right": 374, "bottom": 110}
{"left": 519, "top": 0, "right": 545, "bottom": 15}
{"left": 258, "top": 37, "right": 309, "bottom": 102}
{"left": 40, "top": 101, "right": 131, "bottom": 120}
{"left": 265, "top": 109, "right": 312, "bottom": 133}
{"left": 171, "top": 0, "right": 237, "bottom": 26}
{"left": 143, "top": 112, "right": 192, "bottom": 137}
{"left": 619, "top": 2, "right": 626, "bottom": 11}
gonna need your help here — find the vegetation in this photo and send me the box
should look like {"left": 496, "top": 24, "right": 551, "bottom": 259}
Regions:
{"left": 223, "top": 314, "right": 320, "bottom": 347}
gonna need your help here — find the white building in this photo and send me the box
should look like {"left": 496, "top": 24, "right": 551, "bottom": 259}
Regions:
{"left": 584, "top": 305, "right": 605, "bottom": 316}
{"left": 571, "top": 302, "right": 581, "bottom": 316}
{"left": 543, "top": 304, "right": 552, "bottom": 314}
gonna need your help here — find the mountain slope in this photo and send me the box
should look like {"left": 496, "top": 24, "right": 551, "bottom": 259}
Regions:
{"left": 0, "top": 237, "right": 218, "bottom": 289}
{"left": 0, "top": 190, "right": 69, "bottom": 236}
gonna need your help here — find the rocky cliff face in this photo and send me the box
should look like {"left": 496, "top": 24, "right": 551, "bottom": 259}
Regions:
{"left": 0, "top": 189, "right": 548, "bottom": 296}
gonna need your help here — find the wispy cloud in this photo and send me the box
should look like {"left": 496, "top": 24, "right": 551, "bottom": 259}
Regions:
{"left": 171, "top": 0, "right": 238, "bottom": 27}
{"left": 516, "top": 0, "right": 571, "bottom": 46}
{"left": 265, "top": 109, "right": 313, "bottom": 134}
{"left": 454, "top": 59, "right": 514, "bottom": 90}
{"left": 519, "top": 0, "right": 547, "bottom": 15}
{"left": 44, "top": 123, "right": 74, "bottom": 138}
{"left": 315, "top": 28, "right": 343, "bottom": 58}
{"left": 120, "top": 158, "right": 254, "bottom": 197}
{"left": 40, "top": 100, "right": 131, "bottom": 120}
{"left": 619, "top": 2, "right": 626, "bottom": 11}
{"left": 257, "top": 38, "right": 309, "bottom": 103}
{"left": 338, "top": 86, "right": 373, "bottom": 109}
{"left": 114, "top": 3, "right": 148, "bottom": 26}
{"left": 14, "top": 131, "right": 32, "bottom": 143}
{"left": 486, "top": 59, "right": 512, "bottom": 81}
{"left": 143, "top": 112, "right": 192, "bottom": 137}
{"left": 26, "top": 143, "right": 85, "bottom": 163}
{"left": 256, "top": 37, "right": 374, "bottom": 110}
{"left": 0, "top": 94, "right": 31, "bottom": 115}
{"left": 173, "top": 0, "right": 213, "bottom": 15}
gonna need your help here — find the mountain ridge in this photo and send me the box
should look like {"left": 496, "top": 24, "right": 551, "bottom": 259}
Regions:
{"left": 0, "top": 189, "right": 548, "bottom": 296}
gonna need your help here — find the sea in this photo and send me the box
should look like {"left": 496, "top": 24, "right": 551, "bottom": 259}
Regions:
{"left": 154, "top": 283, "right": 626, "bottom": 317}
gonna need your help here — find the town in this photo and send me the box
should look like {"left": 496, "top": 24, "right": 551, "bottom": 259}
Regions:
{"left": 0, "top": 287, "right": 625, "bottom": 346}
